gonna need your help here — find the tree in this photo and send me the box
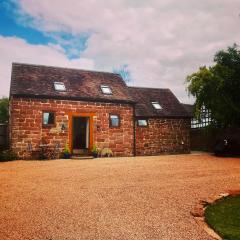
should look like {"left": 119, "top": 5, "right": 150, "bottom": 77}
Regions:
{"left": 186, "top": 44, "right": 240, "bottom": 127}
{"left": 113, "top": 64, "right": 132, "bottom": 84}
{"left": 0, "top": 97, "right": 9, "bottom": 123}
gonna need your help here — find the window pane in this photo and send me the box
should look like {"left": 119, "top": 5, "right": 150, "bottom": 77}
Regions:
{"left": 152, "top": 102, "right": 162, "bottom": 109}
{"left": 43, "top": 112, "right": 49, "bottom": 125}
{"left": 54, "top": 82, "right": 66, "bottom": 91}
{"left": 43, "top": 112, "right": 55, "bottom": 125}
{"left": 110, "top": 115, "right": 119, "bottom": 127}
{"left": 101, "top": 85, "right": 112, "bottom": 94}
{"left": 138, "top": 119, "right": 148, "bottom": 126}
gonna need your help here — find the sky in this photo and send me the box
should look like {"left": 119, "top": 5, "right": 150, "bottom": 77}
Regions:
{"left": 0, "top": 0, "right": 240, "bottom": 103}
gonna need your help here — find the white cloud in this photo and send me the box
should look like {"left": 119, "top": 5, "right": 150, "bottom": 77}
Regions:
{"left": 0, "top": 36, "right": 94, "bottom": 97}
{"left": 3, "top": 0, "right": 240, "bottom": 102}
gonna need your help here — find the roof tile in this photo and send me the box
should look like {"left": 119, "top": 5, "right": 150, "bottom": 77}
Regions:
{"left": 10, "top": 63, "right": 134, "bottom": 103}
{"left": 10, "top": 63, "right": 191, "bottom": 117}
{"left": 128, "top": 87, "right": 191, "bottom": 117}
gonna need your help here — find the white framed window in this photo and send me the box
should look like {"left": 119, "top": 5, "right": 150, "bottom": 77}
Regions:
{"left": 109, "top": 114, "right": 120, "bottom": 127}
{"left": 137, "top": 119, "right": 148, "bottom": 127}
{"left": 101, "top": 85, "right": 112, "bottom": 95}
{"left": 54, "top": 82, "right": 66, "bottom": 91}
{"left": 151, "top": 101, "right": 162, "bottom": 110}
{"left": 43, "top": 112, "right": 55, "bottom": 126}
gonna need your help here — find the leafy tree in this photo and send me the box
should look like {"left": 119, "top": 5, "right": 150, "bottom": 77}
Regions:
{"left": 113, "top": 64, "right": 132, "bottom": 84}
{"left": 186, "top": 44, "right": 240, "bottom": 127}
{"left": 0, "top": 97, "right": 9, "bottom": 123}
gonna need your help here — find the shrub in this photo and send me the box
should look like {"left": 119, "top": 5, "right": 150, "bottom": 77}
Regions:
{"left": 63, "top": 144, "right": 70, "bottom": 155}
{"left": 91, "top": 144, "right": 100, "bottom": 158}
{"left": 91, "top": 144, "right": 98, "bottom": 154}
{"left": 0, "top": 150, "right": 18, "bottom": 162}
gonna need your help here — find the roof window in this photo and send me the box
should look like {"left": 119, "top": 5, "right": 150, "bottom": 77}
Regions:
{"left": 101, "top": 85, "right": 112, "bottom": 95}
{"left": 137, "top": 119, "right": 148, "bottom": 127}
{"left": 54, "top": 82, "right": 66, "bottom": 91}
{"left": 151, "top": 101, "right": 162, "bottom": 110}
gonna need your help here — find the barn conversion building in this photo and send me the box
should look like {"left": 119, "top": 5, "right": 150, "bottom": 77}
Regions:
{"left": 9, "top": 63, "right": 191, "bottom": 158}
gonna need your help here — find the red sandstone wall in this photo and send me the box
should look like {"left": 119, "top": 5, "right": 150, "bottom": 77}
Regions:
{"left": 10, "top": 97, "right": 134, "bottom": 158}
{"left": 135, "top": 118, "right": 191, "bottom": 156}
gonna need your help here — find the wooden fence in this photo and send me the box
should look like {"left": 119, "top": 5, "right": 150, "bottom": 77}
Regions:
{"left": 190, "top": 127, "right": 240, "bottom": 152}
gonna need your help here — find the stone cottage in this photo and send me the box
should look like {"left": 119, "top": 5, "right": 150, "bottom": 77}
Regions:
{"left": 9, "top": 63, "right": 191, "bottom": 158}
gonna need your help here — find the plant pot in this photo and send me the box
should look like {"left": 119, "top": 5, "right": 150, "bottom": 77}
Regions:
{"left": 63, "top": 153, "right": 71, "bottom": 159}
{"left": 92, "top": 152, "right": 98, "bottom": 158}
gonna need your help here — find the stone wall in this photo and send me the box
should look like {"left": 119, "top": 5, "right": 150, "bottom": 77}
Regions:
{"left": 10, "top": 97, "right": 191, "bottom": 159}
{"left": 135, "top": 118, "right": 191, "bottom": 156}
{"left": 10, "top": 97, "right": 134, "bottom": 158}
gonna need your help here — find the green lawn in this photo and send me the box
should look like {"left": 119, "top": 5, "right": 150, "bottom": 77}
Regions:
{"left": 205, "top": 195, "right": 240, "bottom": 240}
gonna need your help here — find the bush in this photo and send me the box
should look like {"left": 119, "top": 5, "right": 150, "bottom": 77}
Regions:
{"left": 63, "top": 144, "right": 70, "bottom": 154}
{"left": 0, "top": 150, "right": 18, "bottom": 162}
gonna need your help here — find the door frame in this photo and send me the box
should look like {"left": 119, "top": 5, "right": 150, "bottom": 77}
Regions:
{"left": 68, "top": 112, "right": 95, "bottom": 154}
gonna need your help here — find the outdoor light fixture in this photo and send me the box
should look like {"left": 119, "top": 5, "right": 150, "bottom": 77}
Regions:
{"left": 61, "top": 123, "right": 66, "bottom": 131}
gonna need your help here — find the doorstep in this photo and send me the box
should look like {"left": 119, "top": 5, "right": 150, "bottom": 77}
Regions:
{"left": 71, "top": 155, "right": 94, "bottom": 160}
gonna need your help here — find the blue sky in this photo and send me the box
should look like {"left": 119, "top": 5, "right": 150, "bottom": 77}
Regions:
{"left": 0, "top": 0, "right": 89, "bottom": 59}
{"left": 0, "top": 0, "right": 239, "bottom": 102}
{"left": 0, "top": 0, "right": 52, "bottom": 45}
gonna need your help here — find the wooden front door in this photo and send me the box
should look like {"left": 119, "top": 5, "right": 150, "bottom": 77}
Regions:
{"left": 72, "top": 117, "right": 89, "bottom": 154}
{"left": 69, "top": 113, "right": 94, "bottom": 154}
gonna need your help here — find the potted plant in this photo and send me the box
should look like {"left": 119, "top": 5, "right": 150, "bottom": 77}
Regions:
{"left": 91, "top": 144, "right": 99, "bottom": 158}
{"left": 63, "top": 144, "right": 71, "bottom": 159}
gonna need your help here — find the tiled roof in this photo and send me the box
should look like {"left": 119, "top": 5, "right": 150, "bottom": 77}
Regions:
{"left": 10, "top": 63, "right": 134, "bottom": 103}
{"left": 10, "top": 63, "right": 191, "bottom": 118}
{"left": 181, "top": 103, "right": 194, "bottom": 117}
{"left": 128, "top": 87, "right": 191, "bottom": 118}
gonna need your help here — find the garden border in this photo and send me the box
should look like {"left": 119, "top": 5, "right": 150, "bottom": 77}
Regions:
{"left": 190, "top": 190, "right": 240, "bottom": 240}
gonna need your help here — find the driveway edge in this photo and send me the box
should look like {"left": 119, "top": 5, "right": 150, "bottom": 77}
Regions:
{"left": 191, "top": 190, "right": 240, "bottom": 240}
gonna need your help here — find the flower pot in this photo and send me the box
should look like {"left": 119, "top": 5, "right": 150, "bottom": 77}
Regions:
{"left": 63, "top": 153, "right": 71, "bottom": 159}
{"left": 92, "top": 152, "right": 98, "bottom": 158}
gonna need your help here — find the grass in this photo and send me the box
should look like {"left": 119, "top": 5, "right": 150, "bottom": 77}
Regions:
{"left": 205, "top": 195, "right": 240, "bottom": 240}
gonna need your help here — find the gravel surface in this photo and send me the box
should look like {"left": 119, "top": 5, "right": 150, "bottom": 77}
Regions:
{"left": 0, "top": 154, "right": 240, "bottom": 240}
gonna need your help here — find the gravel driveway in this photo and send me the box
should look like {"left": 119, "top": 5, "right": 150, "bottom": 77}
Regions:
{"left": 0, "top": 154, "right": 240, "bottom": 240}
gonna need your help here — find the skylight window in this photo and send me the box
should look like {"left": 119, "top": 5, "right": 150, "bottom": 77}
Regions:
{"left": 151, "top": 102, "right": 162, "bottom": 110}
{"left": 54, "top": 82, "right": 66, "bottom": 91}
{"left": 101, "top": 85, "right": 112, "bottom": 95}
{"left": 137, "top": 119, "right": 148, "bottom": 127}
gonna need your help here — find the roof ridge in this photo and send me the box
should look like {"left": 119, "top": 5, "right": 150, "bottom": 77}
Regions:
{"left": 181, "top": 103, "right": 193, "bottom": 106}
{"left": 12, "top": 62, "right": 121, "bottom": 76}
{"left": 10, "top": 62, "right": 134, "bottom": 103}
{"left": 128, "top": 86, "right": 170, "bottom": 91}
